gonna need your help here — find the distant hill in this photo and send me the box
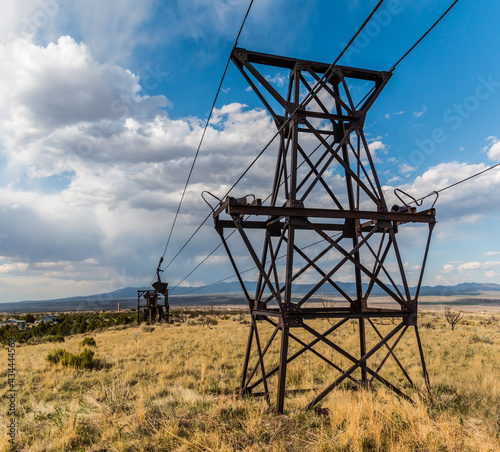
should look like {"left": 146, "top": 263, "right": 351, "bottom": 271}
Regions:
{"left": 171, "top": 281, "right": 500, "bottom": 297}
{"left": 0, "top": 281, "right": 499, "bottom": 314}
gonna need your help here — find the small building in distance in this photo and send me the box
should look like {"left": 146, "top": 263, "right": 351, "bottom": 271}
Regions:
{"left": 40, "top": 315, "right": 58, "bottom": 323}
{"left": 0, "top": 319, "right": 26, "bottom": 330}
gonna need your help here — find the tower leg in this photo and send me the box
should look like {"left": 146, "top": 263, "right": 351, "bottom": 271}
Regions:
{"left": 239, "top": 321, "right": 254, "bottom": 397}
{"left": 276, "top": 326, "right": 290, "bottom": 414}
{"left": 415, "top": 325, "right": 431, "bottom": 394}
{"left": 359, "top": 318, "right": 368, "bottom": 385}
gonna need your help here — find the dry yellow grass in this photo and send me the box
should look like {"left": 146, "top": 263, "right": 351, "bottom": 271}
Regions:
{"left": 0, "top": 310, "right": 499, "bottom": 451}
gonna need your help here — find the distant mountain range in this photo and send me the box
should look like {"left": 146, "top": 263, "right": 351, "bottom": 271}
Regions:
{"left": 172, "top": 281, "right": 500, "bottom": 297}
{"left": 0, "top": 281, "right": 499, "bottom": 314}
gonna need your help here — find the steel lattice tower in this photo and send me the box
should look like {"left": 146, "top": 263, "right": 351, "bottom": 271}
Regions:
{"left": 213, "top": 47, "right": 436, "bottom": 414}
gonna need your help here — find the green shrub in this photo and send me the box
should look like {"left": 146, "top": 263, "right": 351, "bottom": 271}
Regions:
{"left": 470, "top": 333, "right": 493, "bottom": 344}
{"left": 47, "top": 349, "right": 68, "bottom": 365}
{"left": 44, "top": 335, "right": 65, "bottom": 343}
{"left": 46, "top": 348, "right": 99, "bottom": 369}
{"left": 63, "top": 349, "right": 96, "bottom": 369}
{"left": 80, "top": 337, "right": 96, "bottom": 347}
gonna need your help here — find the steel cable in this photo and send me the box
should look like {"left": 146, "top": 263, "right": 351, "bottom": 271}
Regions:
{"left": 171, "top": 233, "right": 341, "bottom": 295}
{"left": 154, "top": 0, "right": 463, "bottom": 290}
{"left": 154, "top": 0, "right": 390, "bottom": 287}
{"left": 149, "top": 0, "right": 254, "bottom": 286}
{"left": 411, "top": 161, "right": 500, "bottom": 206}
{"left": 390, "top": 0, "right": 459, "bottom": 72}
{"left": 172, "top": 161, "right": 500, "bottom": 294}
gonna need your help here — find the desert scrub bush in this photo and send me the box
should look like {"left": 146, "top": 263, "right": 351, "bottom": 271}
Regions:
{"left": 444, "top": 307, "right": 463, "bottom": 331}
{"left": 80, "top": 337, "right": 96, "bottom": 347}
{"left": 43, "top": 334, "right": 65, "bottom": 343}
{"left": 46, "top": 348, "right": 68, "bottom": 365}
{"left": 470, "top": 332, "right": 493, "bottom": 344}
{"left": 46, "top": 348, "right": 100, "bottom": 369}
{"left": 26, "top": 337, "right": 43, "bottom": 345}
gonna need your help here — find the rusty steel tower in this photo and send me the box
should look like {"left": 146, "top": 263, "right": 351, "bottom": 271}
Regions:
{"left": 213, "top": 47, "right": 436, "bottom": 413}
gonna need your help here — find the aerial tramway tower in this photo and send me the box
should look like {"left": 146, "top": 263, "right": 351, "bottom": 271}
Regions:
{"left": 213, "top": 47, "right": 436, "bottom": 413}
{"left": 139, "top": 257, "right": 170, "bottom": 323}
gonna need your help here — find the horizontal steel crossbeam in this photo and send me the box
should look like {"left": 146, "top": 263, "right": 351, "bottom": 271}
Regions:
{"left": 217, "top": 201, "right": 436, "bottom": 224}
{"left": 236, "top": 48, "right": 390, "bottom": 82}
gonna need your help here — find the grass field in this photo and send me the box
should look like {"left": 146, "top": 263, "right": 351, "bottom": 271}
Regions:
{"left": 0, "top": 309, "right": 499, "bottom": 451}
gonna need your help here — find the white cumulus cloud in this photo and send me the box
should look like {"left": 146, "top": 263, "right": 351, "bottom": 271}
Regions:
{"left": 487, "top": 140, "right": 500, "bottom": 161}
{"left": 0, "top": 35, "right": 277, "bottom": 301}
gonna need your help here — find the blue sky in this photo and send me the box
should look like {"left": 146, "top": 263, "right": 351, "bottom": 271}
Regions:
{"left": 0, "top": 0, "right": 499, "bottom": 303}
